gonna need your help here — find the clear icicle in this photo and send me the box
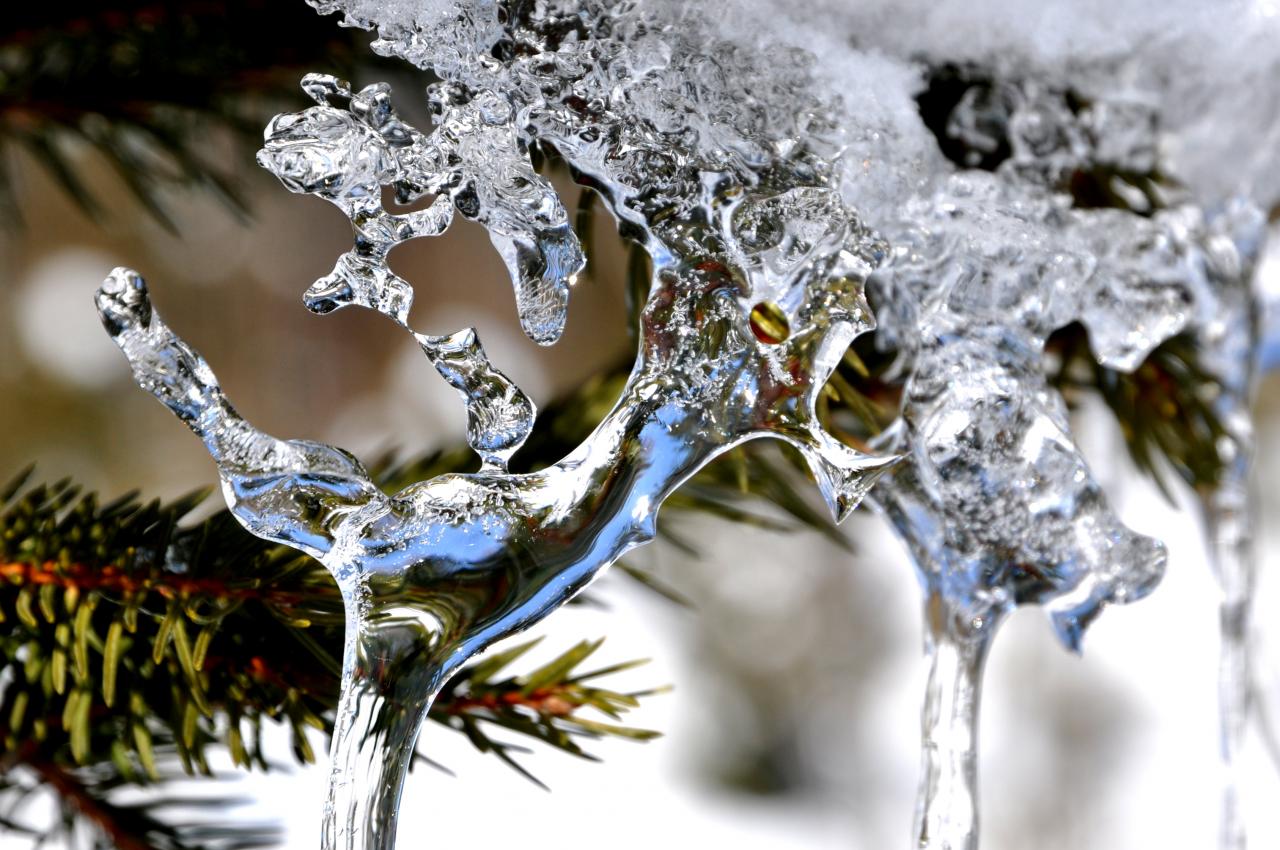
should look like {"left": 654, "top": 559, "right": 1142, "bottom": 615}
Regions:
{"left": 861, "top": 74, "right": 1273, "bottom": 847}
{"left": 414, "top": 329, "right": 534, "bottom": 472}
{"left": 1188, "top": 202, "right": 1267, "bottom": 850}
{"left": 99, "top": 254, "right": 894, "bottom": 849}
{"left": 868, "top": 320, "right": 1166, "bottom": 847}
{"left": 1205, "top": 469, "right": 1255, "bottom": 850}
{"left": 915, "top": 593, "right": 1003, "bottom": 850}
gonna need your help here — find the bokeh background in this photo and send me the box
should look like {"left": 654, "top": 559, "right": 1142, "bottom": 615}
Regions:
{"left": 4, "top": 40, "right": 1280, "bottom": 850}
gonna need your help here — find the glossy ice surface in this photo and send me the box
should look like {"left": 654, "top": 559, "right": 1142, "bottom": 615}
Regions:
{"left": 863, "top": 76, "right": 1266, "bottom": 849}
{"left": 97, "top": 6, "right": 897, "bottom": 847}
{"left": 95, "top": 1, "right": 1273, "bottom": 849}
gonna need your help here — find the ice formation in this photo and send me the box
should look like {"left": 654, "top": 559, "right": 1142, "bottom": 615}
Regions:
{"left": 866, "top": 160, "right": 1263, "bottom": 850}
{"left": 95, "top": 0, "right": 1277, "bottom": 848}
{"left": 97, "top": 5, "right": 899, "bottom": 847}
{"left": 858, "top": 57, "right": 1269, "bottom": 850}
{"left": 1183, "top": 201, "right": 1267, "bottom": 850}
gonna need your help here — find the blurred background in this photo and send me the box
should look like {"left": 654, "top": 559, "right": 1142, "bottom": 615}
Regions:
{"left": 4, "top": 4, "right": 1280, "bottom": 848}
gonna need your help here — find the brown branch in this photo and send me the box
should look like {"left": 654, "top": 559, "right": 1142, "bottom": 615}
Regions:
{"left": 0, "top": 560, "right": 337, "bottom": 608}
{"left": 437, "top": 688, "right": 577, "bottom": 718}
{"left": 28, "top": 760, "right": 158, "bottom": 850}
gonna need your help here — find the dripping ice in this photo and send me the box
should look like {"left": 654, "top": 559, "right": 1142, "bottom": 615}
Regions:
{"left": 94, "top": 1, "right": 1278, "bottom": 849}
{"left": 863, "top": 66, "right": 1269, "bottom": 848}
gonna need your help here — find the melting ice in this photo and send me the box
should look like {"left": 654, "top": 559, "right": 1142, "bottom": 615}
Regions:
{"left": 95, "top": 1, "right": 1277, "bottom": 848}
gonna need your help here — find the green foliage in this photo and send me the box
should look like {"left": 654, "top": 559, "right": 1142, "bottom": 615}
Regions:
{"left": 0, "top": 754, "right": 281, "bottom": 850}
{"left": 1047, "top": 325, "right": 1233, "bottom": 497}
{"left": 0, "top": 462, "right": 665, "bottom": 847}
{"left": 431, "top": 637, "right": 664, "bottom": 787}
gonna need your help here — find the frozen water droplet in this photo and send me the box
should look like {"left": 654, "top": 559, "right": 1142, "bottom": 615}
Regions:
{"left": 748, "top": 301, "right": 790, "bottom": 344}
{"left": 483, "top": 222, "right": 580, "bottom": 346}
{"left": 415, "top": 329, "right": 535, "bottom": 471}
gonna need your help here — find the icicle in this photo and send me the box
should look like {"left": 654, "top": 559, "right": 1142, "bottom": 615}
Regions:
{"left": 915, "top": 593, "right": 1003, "bottom": 850}
{"left": 414, "top": 329, "right": 534, "bottom": 472}
{"left": 1189, "top": 202, "right": 1267, "bottom": 850}
{"left": 868, "top": 322, "right": 1165, "bottom": 846}
{"left": 858, "top": 77, "right": 1273, "bottom": 844}
{"left": 1205, "top": 467, "right": 1255, "bottom": 850}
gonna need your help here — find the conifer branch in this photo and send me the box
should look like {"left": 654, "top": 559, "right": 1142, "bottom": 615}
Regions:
{"left": 0, "top": 0, "right": 394, "bottom": 226}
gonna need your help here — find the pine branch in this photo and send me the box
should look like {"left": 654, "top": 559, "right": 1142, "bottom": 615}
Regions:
{"left": 0, "top": 0, "right": 393, "bottom": 226}
{"left": 1047, "top": 325, "right": 1231, "bottom": 497}
{"left": 5, "top": 751, "right": 280, "bottom": 850}
{"left": 0, "top": 343, "right": 845, "bottom": 847}
{"left": 0, "top": 466, "right": 665, "bottom": 765}
{"left": 430, "top": 638, "right": 664, "bottom": 787}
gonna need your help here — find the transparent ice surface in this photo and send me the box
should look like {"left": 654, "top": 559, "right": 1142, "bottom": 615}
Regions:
{"left": 257, "top": 74, "right": 581, "bottom": 345}
{"left": 865, "top": 178, "right": 1174, "bottom": 845}
{"left": 99, "top": 242, "right": 892, "bottom": 846}
{"left": 864, "top": 83, "right": 1267, "bottom": 845}
{"left": 1183, "top": 201, "right": 1268, "bottom": 850}
{"left": 96, "top": 1, "right": 1277, "bottom": 848}
{"left": 97, "top": 5, "right": 900, "bottom": 842}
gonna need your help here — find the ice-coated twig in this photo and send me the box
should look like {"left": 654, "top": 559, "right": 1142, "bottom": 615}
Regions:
{"left": 99, "top": 229, "right": 894, "bottom": 849}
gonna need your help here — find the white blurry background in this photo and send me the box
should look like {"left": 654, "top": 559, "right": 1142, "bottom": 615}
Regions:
{"left": 3, "top": 125, "right": 1280, "bottom": 849}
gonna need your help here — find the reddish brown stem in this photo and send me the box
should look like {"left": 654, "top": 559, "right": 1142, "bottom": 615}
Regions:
{"left": 29, "top": 760, "right": 158, "bottom": 850}
{"left": 1, "top": 559, "right": 337, "bottom": 608}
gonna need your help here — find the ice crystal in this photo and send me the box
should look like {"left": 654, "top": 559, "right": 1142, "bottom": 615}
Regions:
{"left": 95, "top": 1, "right": 1275, "bottom": 848}
{"left": 98, "top": 6, "right": 900, "bottom": 848}
{"left": 862, "top": 71, "right": 1267, "bottom": 838}
{"left": 257, "top": 74, "right": 581, "bottom": 344}
{"left": 862, "top": 70, "right": 1267, "bottom": 843}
